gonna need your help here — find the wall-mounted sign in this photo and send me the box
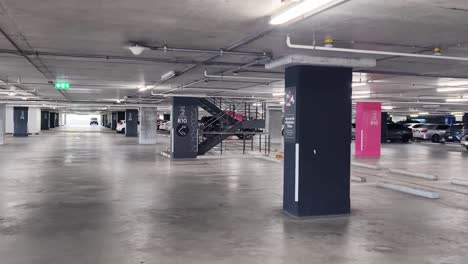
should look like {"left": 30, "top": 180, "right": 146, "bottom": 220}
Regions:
{"left": 176, "top": 124, "right": 189, "bottom": 137}
{"left": 284, "top": 87, "right": 297, "bottom": 143}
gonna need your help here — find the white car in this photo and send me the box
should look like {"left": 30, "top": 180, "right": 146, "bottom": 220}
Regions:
{"left": 159, "top": 121, "right": 172, "bottom": 131}
{"left": 116, "top": 120, "right": 126, "bottom": 133}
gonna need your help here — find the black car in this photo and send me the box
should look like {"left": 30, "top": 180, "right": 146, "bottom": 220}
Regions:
{"left": 443, "top": 124, "right": 468, "bottom": 142}
{"left": 387, "top": 123, "right": 412, "bottom": 143}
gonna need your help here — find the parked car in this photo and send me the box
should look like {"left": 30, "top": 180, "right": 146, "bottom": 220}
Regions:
{"left": 90, "top": 117, "right": 99, "bottom": 125}
{"left": 116, "top": 120, "right": 126, "bottom": 133}
{"left": 159, "top": 120, "right": 171, "bottom": 131}
{"left": 387, "top": 123, "right": 412, "bottom": 143}
{"left": 404, "top": 123, "right": 423, "bottom": 129}
{"left": 443, "top": 124, "right": 468, "bottom": 142}
{"left": 460, "top": 135, "right": 468, "bottom": 150}
{"left": 413, "top": 124, "right": 450, "bottom": 142}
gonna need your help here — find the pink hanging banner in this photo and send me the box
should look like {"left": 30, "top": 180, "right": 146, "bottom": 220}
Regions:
{"left": 355, "top": 102, "right": 382, "bottom": 157}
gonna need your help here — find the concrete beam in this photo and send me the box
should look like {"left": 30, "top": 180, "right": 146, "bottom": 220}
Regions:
{"left": 265, "top": 55, "right": 376, "bottom": 69}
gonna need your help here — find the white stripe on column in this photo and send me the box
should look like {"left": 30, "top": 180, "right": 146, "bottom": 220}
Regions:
{"left": 171, "top": 128, "right": 174, "bottom": 153}
{"left": 360, "top": 129, "right": 364, "bottom": 151}
{"left": 295, "top": 143, "right": 299, "bottom": 202}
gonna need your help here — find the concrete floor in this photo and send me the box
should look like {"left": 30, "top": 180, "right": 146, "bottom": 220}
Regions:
{"left": 1, "top": 127, "right": 468, "bottom": 263}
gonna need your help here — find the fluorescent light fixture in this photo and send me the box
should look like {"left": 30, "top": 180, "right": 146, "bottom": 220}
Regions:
{"left": 382, "top": 106, "right": 394, "bottom": 110}
{"left": 418, "top": 112, "right": 429, "bottom": 115}
{"left": 21, "top": 97, "right": 28, "bottom": 100}
{"left": 161, "top": 71, "right": 176, "bottom": 81}
{"left": 116, "top": 99, "right": 122, "bottom": 103}
{"left": 8, "top": 92, "right": 16, "bottom": 96}
{"left": 280, "top": 101, "right": 285, "bottom": 105}
{"left": 352, "top": 83, "right": 368, "bottom": 87}
{"left": 352, "top": 90, "right": 371, "bottom": 95}
{"left": 437, "top": 87, "right": 468, "bottom": 92}
{"left": 139, "top": 87, "right": 149, "bottom": 92}
{"left": 272, "top": 92, "right": 285, "bottom": 97}
{"left": 410, "top": 114, "right": 419, "bottom": 117}
{"left": 446, "top": 98, "right": 468, "bottom": 102}
{"left": 352, "top": 95, "right": 370, "bottom": 99}
{"left": 269, "top": 0, "right": 349, "bottom": 25}
{"left": 437, "top": 79, "right": 468, "bottom": 87}
{"left": 128, "top": 44, "right": 147, "bottom": 56}
{"left": 451, "top": 112, "right": 464, "bottom": 115}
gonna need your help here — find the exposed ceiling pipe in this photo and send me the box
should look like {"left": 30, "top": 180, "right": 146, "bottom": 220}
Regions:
{"left": 0, "top": 26, "right": 72, "bottom": 102}
{"left": 204, "top": 70, "right": 283, "bottom": 81}
{"left": 146, "top": 27, "right": 278, "bottom": 87}
{"left": 150, "top": 93, "right": 272, "bottom": 101}
{"left": 287, "top": 35, "right": 468, "bottom": 62}
{"left": 0, "top": 49, "right": 267, "bottom": 68}
{"left": 138, "top": 43, "right": 270, "bottom": 58}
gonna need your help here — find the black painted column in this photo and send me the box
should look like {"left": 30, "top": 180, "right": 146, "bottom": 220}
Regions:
{"left": 54, "top": 113, "right": 59, "bottom": 127}
{"left": 49, "top": 113, "right": 55, "bottom": 128}
{"left": 111, "top": 112, "right": 117, "bottom": 130}
{"left": 125, "top": 109, "right": 138, "bottom": 137}
{"left": 381, "top": 112, "right": 389, "bottom": 142}
{"left": 14, "top": 107, "right": 29, "bottom": 137}
{"left": 283, "top": 65, "right": 352, "bottom": 217}
{"left": 171, "top": 97, "right": 199, "bottom": 160}
{"left": 463, "top": 113, "right": 468, "bottom": 124}
{"left": 117, "top": 112, "right": 125, "bottom": 123}
{"left": 41, "top": 111, "right": 50, "bottom": 130}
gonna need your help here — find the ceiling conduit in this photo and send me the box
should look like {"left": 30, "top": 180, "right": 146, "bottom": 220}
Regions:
{"left": 203, "top": 70, "right": 283, "bottom": 81}
{"left": 287, "top": 35, "right": 468, "bottom": 62}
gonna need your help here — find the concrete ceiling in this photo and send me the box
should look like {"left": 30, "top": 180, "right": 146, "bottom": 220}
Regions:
{"left": 1, "top": 0, "right": 468, "bottom": 115}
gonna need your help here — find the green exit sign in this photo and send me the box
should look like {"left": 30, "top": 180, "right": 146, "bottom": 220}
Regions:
{"left": 55, "top": 81, "right": 70, "bottom": 90}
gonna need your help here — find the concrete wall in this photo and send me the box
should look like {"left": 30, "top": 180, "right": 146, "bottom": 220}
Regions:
{"left": 5, "top": 106, "right": 41, "bottom": 134}
{"left": 266, "top": 107, "right": 283, "bottom": 144}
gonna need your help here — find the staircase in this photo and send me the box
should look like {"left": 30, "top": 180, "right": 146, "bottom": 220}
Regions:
{"left": 197, "top": 97, "right": 266, "bottom": 155}
{"left": 198, "top": 122, "right": 244, "bottom": 155}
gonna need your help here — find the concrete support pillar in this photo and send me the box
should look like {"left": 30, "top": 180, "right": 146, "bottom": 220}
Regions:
{"left": 266, "top": 106, "right": 283, "bottom": 144}
{"left": 355, "top": 102, "right": 382, "bottom": 156}
{"left": 139, "top": 107, "right": 158, "bottom": 144}
{"left": 171, "top": 97, "right": 199, "bottom": 160}
{"left": 41, "top": 111, "right": 50, "bottom": 130}
{"left": 283, "top": 65, "right": 351, "bottom": 217}
{"left": 125, "top": 109, "right": 138, "bottom": 137}
{"left": 0, "top": 104, "right": 5, "bottom": 145}
{"left": 14, "top": 107, "right": 29, "bottom": 137}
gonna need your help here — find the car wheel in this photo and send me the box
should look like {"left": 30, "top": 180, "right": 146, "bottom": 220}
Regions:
{"left": 121, "top": 128, "right": 125, "bottom": 134}
{"left": 431, "top": 134, "right": 440, "bottom": 143}
{"left": 401, "top": 136, "right": 410, "bottom": 143}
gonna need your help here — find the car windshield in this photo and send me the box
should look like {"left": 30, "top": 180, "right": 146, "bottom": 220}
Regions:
{"left": 413, "top": 124, "right": 424, "bottom": 128}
